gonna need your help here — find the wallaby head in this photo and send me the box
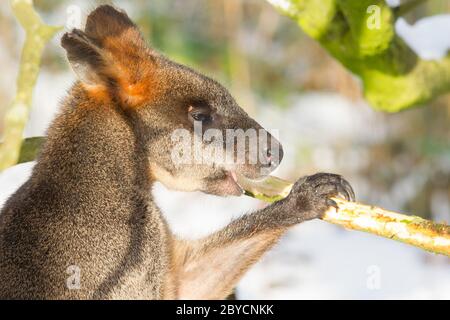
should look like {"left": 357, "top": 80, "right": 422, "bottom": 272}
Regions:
{"left": 61, "top": 5, "right": 283, "bottom": 197}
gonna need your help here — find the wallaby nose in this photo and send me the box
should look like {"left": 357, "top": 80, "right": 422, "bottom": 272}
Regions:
{"left": 263, "top": 141, "right": 283, "bottom": 169}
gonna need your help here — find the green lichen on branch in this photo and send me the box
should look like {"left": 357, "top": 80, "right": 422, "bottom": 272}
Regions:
{"left": 0, "top": 0, "right": 61, "bottom": 172}
{"left": 237, "top": 174, "right": 450, "bottom": 257}
{"left": 266, "top": 0, "right": 450, "bottom": 112}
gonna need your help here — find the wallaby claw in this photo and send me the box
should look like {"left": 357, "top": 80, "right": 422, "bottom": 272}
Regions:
{"left": 326, "top": 198, "right": 339, "bottom": 210}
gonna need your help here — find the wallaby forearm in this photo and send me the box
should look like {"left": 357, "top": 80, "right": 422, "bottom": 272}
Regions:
{"left": 173, "top": 204, "right": 288, "bottom": 299}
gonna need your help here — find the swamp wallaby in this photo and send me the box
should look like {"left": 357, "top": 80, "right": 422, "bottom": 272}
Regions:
{"left": 0, "top": 5, "right": 354, "bottom": 299}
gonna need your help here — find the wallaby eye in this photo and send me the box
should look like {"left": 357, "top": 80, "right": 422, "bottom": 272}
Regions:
{"left": 191, "top": 112, "right": 212, "bottom": 123}
{"left": 188, "top": 104, "right": 213, "bottom": 124}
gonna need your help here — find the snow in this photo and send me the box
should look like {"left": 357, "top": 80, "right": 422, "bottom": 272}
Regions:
{"left": 386, "top": 0, "right": 401, "bottom": 7}
{"left": 0, "top": 162, "right": 33, "bottom": 209}
{"left": 24, "top": 72, "right": 73, "bottom": 138}
{"left": 237, "top": 220, "right": 450, "bottom": 299}
{"left": 396, "top": 15, "right": 450, "bottom": 60}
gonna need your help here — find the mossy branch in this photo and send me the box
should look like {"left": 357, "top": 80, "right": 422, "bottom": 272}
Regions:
{"left": 237, "top": 174, "right": 450, "bottom": 257}
{"left": 0, "top": 0, "right": 61, "bottom": 172}
{"left": 266, "top": 0, "right": 450, "bottom": 112}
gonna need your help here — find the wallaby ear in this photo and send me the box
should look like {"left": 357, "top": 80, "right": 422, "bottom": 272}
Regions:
{"left": 61, "top": 29, "right": 107, "bottom": 87}
{"left": 61, "top": 5, "right": 159, "bottom": 106}
{"left": 84, "top": 5, "right": 144, "bottom": 47}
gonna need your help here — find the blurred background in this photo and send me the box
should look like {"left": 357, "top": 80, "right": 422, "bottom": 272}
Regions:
{"left": 0, "top": 0, "right": 449, "bottom": 299}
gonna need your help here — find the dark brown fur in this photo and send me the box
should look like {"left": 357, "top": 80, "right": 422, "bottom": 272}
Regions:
{"left": 0, "top": 5, "right": 354, "bottom": 299}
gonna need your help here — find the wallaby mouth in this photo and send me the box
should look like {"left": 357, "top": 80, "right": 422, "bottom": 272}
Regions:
{"left": 223, "top": 170, "right": 270, "bottom": 197}
{"left": 219, "top": 170, "right": 243, "bottom": 196}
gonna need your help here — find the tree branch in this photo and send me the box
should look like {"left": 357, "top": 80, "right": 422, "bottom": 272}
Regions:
{"left": 237, "top": 174, "right": 450, "bottom": 257}
{"left": 0, "top": 0, "right": 61, "bottom": 171}
{"left": 266, "top": 0, "right": 450, "bottom": 112}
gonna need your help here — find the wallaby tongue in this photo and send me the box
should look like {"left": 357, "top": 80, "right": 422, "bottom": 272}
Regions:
{"left": 235, "top": 173, "right": 292, "bottom": 201}
{"left": 230, "top": 171, "right": 238, "bottom": 184}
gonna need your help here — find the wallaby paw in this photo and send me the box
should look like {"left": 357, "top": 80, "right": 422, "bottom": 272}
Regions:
{"left": 278, "top": 173, "right": 355, "bottom": 224}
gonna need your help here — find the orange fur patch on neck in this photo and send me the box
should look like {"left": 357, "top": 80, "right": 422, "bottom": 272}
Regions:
{"left": 82, "top": 83, "right": 111, "bottom": 103}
